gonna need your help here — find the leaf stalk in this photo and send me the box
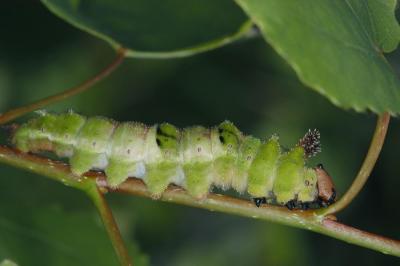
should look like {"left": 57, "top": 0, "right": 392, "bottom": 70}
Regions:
{"left": 0, "top": 47, "right": 127, "bottom": 125}
{"left": 318, "top": 112, "right": 390, "bottom": 216}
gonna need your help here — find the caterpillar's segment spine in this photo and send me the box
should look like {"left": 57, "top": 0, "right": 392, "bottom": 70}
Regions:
{"left": 11, "top": 112, "right": 336, "bottom": 209}
{"left": 299, "top": 129, "right": 321, "bottom": 157}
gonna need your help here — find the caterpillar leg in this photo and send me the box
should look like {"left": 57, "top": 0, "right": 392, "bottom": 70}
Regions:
{"left": 297, "top": 202, "right": 310, "bottom": 210}
{"left": 285, "top": 200, "right": 297, "bottom": 210}
{"left": 253, "top": 197, "right": 267, "bottom": 207}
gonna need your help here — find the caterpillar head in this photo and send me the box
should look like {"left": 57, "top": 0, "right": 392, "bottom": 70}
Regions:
{"left": 315, "top": 164, "right": 336, "bottom": 206}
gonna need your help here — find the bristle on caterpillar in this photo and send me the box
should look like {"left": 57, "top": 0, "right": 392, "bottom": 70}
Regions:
{"left": 298, "top": 129, "right": 321, "bottom": 158}
{"left": 10, "top": 112, "right": 335, "bottom": 209}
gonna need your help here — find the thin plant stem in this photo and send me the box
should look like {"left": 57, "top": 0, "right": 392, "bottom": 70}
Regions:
{"left": 0, "top": 146, "right": 132, "bottom": 265}
{"left": 0, "top": 47, "right": 127, "bottom": 125}
{"left": 317, "top": 112, "right": 390, "bottom": 216}
{"left": 87, "top": 185, "right": 133, "bottom": 266}
{"left": 0, "top": 145, "right": 399, "bottom": 257}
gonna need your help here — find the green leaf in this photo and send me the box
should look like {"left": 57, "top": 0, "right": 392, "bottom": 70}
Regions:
{"left": 41, "top": 0, "right": 252, "bottom": 59}
{"left": 235, "top": 0, "right": 400, "bottom": 115}
{"left": 361, "top": 0, "right": 400, "bottom": 52}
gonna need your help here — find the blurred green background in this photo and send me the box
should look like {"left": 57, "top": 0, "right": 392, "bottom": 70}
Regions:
{"left": 0, "top": 1, "right": 399, "bottom": 265}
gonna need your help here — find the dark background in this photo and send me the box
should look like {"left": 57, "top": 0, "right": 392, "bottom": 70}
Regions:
{"left": 0, "top": 2, "right": 399, "bottom": 265}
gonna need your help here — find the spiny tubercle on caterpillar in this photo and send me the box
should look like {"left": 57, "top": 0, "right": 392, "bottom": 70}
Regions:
{"left": 11, "top": 111, "right": 336, "bottom": 210}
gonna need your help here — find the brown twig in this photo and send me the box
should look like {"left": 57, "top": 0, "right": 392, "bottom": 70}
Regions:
{"left": 0, "top": 145, "right": 399, "bottom": 257}
{"left": 0, "top": 47, "right": 127, "bottom": 125}
{"left": 86, "top": 185, "right": 133, "bottom": 266}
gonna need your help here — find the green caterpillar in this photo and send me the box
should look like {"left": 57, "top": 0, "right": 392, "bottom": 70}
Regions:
{"left": 11, "top": 111, "right": 336, "bottom": 209}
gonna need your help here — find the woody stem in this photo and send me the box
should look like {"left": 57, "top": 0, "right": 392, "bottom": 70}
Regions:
{"left": 0, "top": 145, "right": 399, "bottom": 257}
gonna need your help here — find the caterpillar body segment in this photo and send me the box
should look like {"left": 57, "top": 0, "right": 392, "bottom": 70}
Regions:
{"left": 247, "top": 135, "right": 280, "bottom": 198}
{"left": 105, "top": 122, "right": 148, "bottom": 187}
{"left": 234, "top": 135, "right": 261, "bottom": 193}
{"left": 11, "top": 112, "right": 336, "bottom": 209}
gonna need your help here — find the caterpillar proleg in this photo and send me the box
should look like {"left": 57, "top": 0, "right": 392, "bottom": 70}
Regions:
{"left": 11, "top": 111, "right": 336, "bottom": 209}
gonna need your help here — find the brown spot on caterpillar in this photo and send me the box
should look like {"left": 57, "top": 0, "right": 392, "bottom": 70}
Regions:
{"left": 127, "top": 149, "right": 131, "bottom": 154}
{"left": 92, "top": 141, "right": 96, "bottom": 147}
{"left": 156, "top": 138, "right": 161, "bottom": 146}
{"left": 197, "top": 147, "right": 202, "bottom": 153}
{"left": 219, "top": 136, "right": 225, "bottom": 143}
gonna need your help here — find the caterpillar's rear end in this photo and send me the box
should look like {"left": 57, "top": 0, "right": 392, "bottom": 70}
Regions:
{"left": 11, "top": 111, "right": 336, "bottom": 209}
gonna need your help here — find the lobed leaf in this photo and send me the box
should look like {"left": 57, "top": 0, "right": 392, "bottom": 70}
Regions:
{"left": 235, "top": 0, "right": 400, "bottom": 115}
{"left": 359, "top": 0, "right": 400, "bottom": 52}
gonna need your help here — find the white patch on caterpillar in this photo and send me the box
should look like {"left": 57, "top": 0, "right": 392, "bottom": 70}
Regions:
{"left": 92, "top": 153, "right": 109, "bottom": 170}
{"left": 133, "top": 161, "right": 146, "bottom": 179}
{"left": 171, "top": 167, "right": 185, "bottom": 186}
